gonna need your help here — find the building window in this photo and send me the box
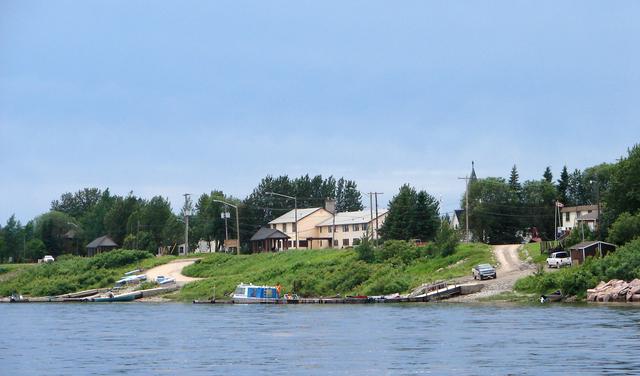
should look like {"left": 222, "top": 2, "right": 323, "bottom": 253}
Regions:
{"left": 292, "top": 223, "right": 297, "bottom": 232}
{"left": 353, "top": 238, "right": 360, "bottom": 246}
{"left": 333, "top": 239, "right": 339, "bottom": 247}
{"left": 362, "top": 223, "right": 368, "bottom": 231}
{"left": 565, "top": 213, "right": 570, "bottom": 222}
{"left": 328, "top": 226, "right": 333, "bottom": 233}
{"left": 319, "top": 226, "right": 323, "bottom": 233}
{"left": 343, "top": 225, "right": 349, "bottom": 232}
{"left": 343, "top": 239, "right": 349, "bottom": 246}
{"left": 353, "top": 224, "right": 360, "bottom": 231}
{"left": 299, "top": 240, "right": 308, "bottom": 248}
{"left": 283, "top": 223, "right": 287, "bottom": 232}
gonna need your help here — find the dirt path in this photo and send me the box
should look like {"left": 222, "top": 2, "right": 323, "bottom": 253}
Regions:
{"left": 145, "top": 258, "right": 202, "bottom": 286}
{"left": 450, "top": 244, "right": 536, "bottom": 302}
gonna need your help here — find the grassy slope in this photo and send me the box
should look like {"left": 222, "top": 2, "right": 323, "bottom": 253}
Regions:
{"left": 178, "top": 243, "right": 493, "bottom": 301}
{"left": 0, "top": 251, "right": 175, "bottom": 297}
{"left": 518, "top": 243, "right": 548, "bottom": 264}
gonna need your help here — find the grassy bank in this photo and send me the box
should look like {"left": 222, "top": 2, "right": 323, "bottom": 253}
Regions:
{"left": 519, "top": 243, "right": 548, "bottom": 264}
{"left": 0, "top": 250, "right": 174, "bottom": 297}
{"left": 178, "top": 243, "right": 492, "bottom": 301}
{"left": 515, "top": 239, "right": 640, "bottom": 298}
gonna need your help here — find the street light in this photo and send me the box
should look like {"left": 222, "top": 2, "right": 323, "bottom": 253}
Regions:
{"left": 212, "top": 199, "right": 241, "bottom": 255}
{"left": 266, "top": 192, "right": 298, "bottom": 249}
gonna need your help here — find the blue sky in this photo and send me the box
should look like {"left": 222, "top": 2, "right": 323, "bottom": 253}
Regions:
{"left": 1, "top": 1, "right": 639, "bottom": 224}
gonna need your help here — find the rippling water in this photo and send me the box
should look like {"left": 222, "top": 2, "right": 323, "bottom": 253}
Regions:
{"left": 2, "top": 303, "right": 640, "bottom": 375}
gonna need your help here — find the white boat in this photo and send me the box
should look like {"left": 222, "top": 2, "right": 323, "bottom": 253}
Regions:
{"left": 115, "top": 274, "right": 147, "bottom": 286}
{"left": 232, "top": 283, "right": 281, "bottom": 303}
{"left": 155, "top": 275, "right": 176, "bottom": 285}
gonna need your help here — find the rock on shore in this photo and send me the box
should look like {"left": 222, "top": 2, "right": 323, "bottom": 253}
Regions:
{"left": 587, "top": 279, "right": 640, "bottom": 302}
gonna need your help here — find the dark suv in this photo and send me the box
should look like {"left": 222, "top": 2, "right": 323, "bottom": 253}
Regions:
{"left": 472, "top": 264, "right": 497, "bottom": 280}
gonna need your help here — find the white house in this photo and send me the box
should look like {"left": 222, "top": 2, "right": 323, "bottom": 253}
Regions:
{"left": 561, "top": 205, "right": 599, "bottom": 232}
{"left": 268, "top": 207, "right": 333, "bottom": 249}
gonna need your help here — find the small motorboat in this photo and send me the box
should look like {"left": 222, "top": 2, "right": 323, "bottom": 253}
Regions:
{"left": 155, "top": 275, "right": 176, "bottom": 285}
{"left": 115, "top": 274, "right": 147, "bottom": 286}
{"left": 91, "top": 291, "right": 142, "bottom": 302}
{"left": 540, "top": 290, "right": 564, "bottom": 303}
{"left": 9, "top": 293, "right": 29, "bottom": 303}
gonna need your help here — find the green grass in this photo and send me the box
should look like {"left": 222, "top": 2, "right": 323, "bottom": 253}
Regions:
{"left": 0, "top": 263, "right": 34, "bottom": 275}
{"left": 178, "top": 243, "right": 493, "bottom": 301}
{"left": 518, "top": 243, "right": 548, "bottom": 264}
{"left": 0, "top": 250, "right": 175, "bottom": 297}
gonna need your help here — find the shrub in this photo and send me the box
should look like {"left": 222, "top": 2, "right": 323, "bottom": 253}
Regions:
{"left": 432, "top": 220, "right": 460, "bottom": 257}
{"left": 608, "top": 212, "right": 640, "bottom": 246}
{"left": 375, "top": 240, "right": 421, "bottom": 264}
{"left": 355, "top": 235, "right": 375, "bottom": 262}
{"left": 88, "top": 249, "right": 152, "bottom": 269}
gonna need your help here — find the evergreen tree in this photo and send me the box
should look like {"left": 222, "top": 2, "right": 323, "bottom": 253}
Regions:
{"left": 337, "top": 179, "right": 364, "bottom": 212}
{"left": 567, "top": 169, "right": 586, "bottom": 206}
{"left": 543, "top": 166, "right": 553, "bottom": 183}
{"left": 508, "top": 165, "right": 522, "bottom": 196}
{"left": 413, "top": 191, "right": 440, "bottom": 241}
{"left": 380, "top": 185, "right": 416, "bottom": 241}
{"left": 380, "top": 184, "right": 440, "bottom": 241}
{"left": 557, "top": 166, "right": 570, "bottom": 205}
{"left": 2, "top": 215, "right": 22, "bottom": 262}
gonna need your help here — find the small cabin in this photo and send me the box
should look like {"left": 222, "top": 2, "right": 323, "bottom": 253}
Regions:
{"left": 569, "top": 241, "right": 616, "bottom": 265}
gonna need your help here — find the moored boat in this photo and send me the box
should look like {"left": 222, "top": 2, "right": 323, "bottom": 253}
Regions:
{"left": 91, "top": 291, "right": 142, "bottom": 302}
{"left": 232, "top": 283, "right": 282, "bottom": 303}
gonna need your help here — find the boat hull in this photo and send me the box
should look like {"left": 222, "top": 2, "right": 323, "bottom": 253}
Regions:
{"left": 92, "top": 292, "right": 141, "bottom": 302}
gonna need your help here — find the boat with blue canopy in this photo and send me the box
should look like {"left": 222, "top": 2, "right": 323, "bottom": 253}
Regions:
{"left": 232, "top": 283, "right": 282, "bottom": 303}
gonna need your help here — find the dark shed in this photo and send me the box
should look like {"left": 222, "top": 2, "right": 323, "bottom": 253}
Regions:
{"left": 86, "top": 235, "right": 119, "bottom": 257}
{"left": 250, "top": 228, "right": 290, "bottom": 253}
{"left": 569, "top": 241, "right": 617, "bottom": 265}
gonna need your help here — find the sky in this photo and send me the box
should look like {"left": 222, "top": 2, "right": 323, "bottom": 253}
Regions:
{"left": 1, "top": 1, "right": 639, "bottom": 224}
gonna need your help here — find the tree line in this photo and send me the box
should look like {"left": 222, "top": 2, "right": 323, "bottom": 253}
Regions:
{"left": 0, "top": 175, "right": 364, "bottom": 261}
{"left": 464, "top": 144, "right": 640, "bottom": 245}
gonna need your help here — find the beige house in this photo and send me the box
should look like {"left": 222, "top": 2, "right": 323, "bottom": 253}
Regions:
{"left": 267, "top": 208, "right": 388, "bottom": 250}
{"left": 268, "top": 207, "right": 333, "bottom": 249}
{"left": 316, "top": 209, "right": 388, "bottom": 249}
{"left": 561, "top": 205, "right": 599, "bottom": 232}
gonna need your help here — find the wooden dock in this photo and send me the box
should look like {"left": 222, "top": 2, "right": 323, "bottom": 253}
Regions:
{"left": 193, "top": 284, "right": 462, "bottom": 305}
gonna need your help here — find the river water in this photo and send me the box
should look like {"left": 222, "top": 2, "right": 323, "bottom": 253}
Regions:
{"left": 2, "top": 302, "right": 639, "bottom": 375}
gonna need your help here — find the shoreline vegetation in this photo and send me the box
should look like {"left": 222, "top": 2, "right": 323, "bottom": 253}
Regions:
{"left": 0, "top": 243, "right": 493, "bottom": 301}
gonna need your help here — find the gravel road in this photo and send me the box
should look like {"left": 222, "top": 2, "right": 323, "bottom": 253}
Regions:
{"left": 449, "top": 244, "right": 536, "bottom": 302}
{"left": 145, "top": 258, "right": 201, "bottom": 286}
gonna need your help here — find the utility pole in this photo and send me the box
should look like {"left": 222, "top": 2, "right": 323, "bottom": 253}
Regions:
{"left": 368, "top": 192, "right": 383, "bottom": 242}
{"left": 212, "top": 199, "right": 240, "bottom": 255}
{"left": 183, "top": 193, "right": 191, "bottom": 254}
{"left": 458, "top": 176, "right": 471, "bottom": 242}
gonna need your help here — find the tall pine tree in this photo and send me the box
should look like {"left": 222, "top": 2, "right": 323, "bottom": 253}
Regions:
{"left": 543, "top": 167, "right": 553, "bottom": 183}
{"left": 557, "top": 166, "right": 570, "bottom": 205}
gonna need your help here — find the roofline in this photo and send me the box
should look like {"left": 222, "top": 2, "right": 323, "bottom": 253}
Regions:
{"left": 268, "top": 208, "right": 326, "bottom": 224}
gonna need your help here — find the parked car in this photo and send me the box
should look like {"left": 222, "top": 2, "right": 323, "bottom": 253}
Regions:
{"left": 546, "top": 251, "right": 572, "bottom": 268}
{"left": 43, "top": 255, "right": 55, "bottom": 263}
{"left": 472, "top": 264, "right": 497, "bottom": 280}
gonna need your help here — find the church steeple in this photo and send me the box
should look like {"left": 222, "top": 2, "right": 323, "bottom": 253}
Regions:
{"left": 470, "top": 161, "right": 477, "bottom": 182}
